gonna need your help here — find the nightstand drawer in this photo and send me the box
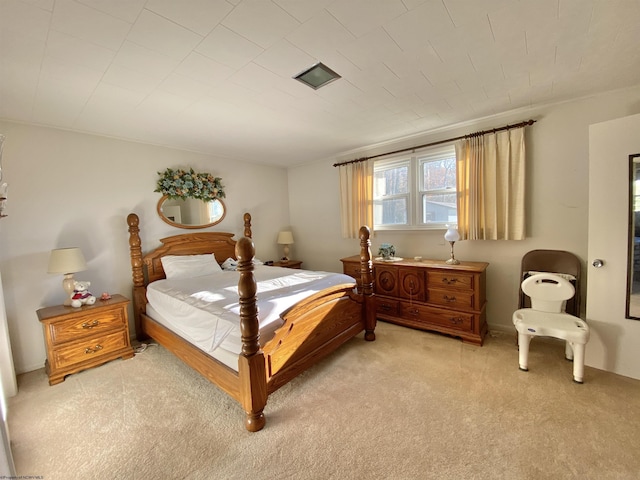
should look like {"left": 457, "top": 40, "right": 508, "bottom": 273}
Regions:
{"left": 50, "top": 330, "right": 130, "bottom": 370}
{"left": 48, "top": 308, "right": 127, "bottom": 345}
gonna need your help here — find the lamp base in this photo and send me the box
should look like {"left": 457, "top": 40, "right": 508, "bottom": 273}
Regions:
{"left": 445, "top": 241, "right": 460, "bottom": 265}
{"left": 62, "top": 274, "right": 75, "bottom": 306}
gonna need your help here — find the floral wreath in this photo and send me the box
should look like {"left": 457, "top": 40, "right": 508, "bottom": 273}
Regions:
{"left": 155, "top": 168, "right": 225, "bottom": 202}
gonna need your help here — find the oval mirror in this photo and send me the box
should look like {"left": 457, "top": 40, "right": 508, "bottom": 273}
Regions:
{"left": 157, "top": 195, "right": 226, "bottom": 229}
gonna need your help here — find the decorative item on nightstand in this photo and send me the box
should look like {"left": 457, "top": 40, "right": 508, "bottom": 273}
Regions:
{"left": 444, "top": 225, "right": 460, "bottom": 265}
{"left": 47, "top": 248, "right": 88, "bottom": 306}
{"left": 277, "top": 231, "right": 294, "bottom": 262}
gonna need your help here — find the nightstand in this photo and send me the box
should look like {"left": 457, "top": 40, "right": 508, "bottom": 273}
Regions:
{"left": 271, "top": 260, "right": 303, "bottom": 269}
{"left": 37, "top": 294, "right": 135, "bottom": 385}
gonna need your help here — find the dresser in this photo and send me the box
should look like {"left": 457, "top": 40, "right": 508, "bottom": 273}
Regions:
{"left": 341, "top": 256, "right": 488, "bottom": 345}
{"left": 37, "top": 294, "right": 135, "bottom": 385}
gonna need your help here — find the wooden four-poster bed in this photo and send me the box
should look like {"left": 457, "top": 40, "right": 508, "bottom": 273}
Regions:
{"left": 127, "top": 212, "right": 375, "bottom": 431}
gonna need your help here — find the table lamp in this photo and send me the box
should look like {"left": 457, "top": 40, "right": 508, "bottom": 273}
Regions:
{"left": 277, "top": 231, "right": 294, "bottom": 262}
{"left": 48, "top": 247, "right": 88, "bottom": 306}
{"left": 444, "top": 226, "right": 460, "bottom": 265}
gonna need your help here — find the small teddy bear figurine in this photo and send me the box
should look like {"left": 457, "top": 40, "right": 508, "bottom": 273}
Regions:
{"left": 70, "top": 280, "right": 96, "bottom": 308}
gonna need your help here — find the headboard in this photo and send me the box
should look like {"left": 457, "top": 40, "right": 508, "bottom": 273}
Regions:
{"left": 128, "top": 212, "right": 252, "bottom": 286}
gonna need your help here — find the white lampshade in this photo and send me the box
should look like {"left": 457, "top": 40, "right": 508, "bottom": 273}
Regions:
{"left": 444, "top": 226, "right": 460, "bottom": 242}
{"left": 47, "top": 247, "right": 87, "bottom": 274}
{"left": 277, "top": 231, "right": 294, "bottom": 245}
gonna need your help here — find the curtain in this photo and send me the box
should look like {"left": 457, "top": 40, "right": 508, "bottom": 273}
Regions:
{"left": 338, "top": 160, "right": 374, "bottom": 239}
{"left": 455, "top": 127, "right": 526, "bottom": 240}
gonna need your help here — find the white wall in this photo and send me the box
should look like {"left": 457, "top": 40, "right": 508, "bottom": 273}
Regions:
{"left": 0, "top": 122, "right": 290, "bottom": 374}
{"left": 289, "top": 86, "right": 640, "bottom": 341}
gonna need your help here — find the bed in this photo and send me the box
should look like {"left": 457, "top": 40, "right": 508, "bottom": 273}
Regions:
{"left": 126, "top": 212, "right": 375, "bottom": 431}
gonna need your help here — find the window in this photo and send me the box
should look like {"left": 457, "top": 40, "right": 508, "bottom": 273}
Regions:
{"left": 373, "top": 145, "right": 457, "bottom": 230}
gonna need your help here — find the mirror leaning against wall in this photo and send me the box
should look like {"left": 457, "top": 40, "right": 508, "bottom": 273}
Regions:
{"left": 627, "top": 153, "right": 640, "bottom": 319}
{"left": 155, "top": 167, "right": 226, "bottom": 230}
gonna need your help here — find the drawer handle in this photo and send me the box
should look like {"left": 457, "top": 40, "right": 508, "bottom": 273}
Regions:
{"left": 379, "top": 304, "right": 393, "bottom": 312}
{"left": 443, "top": 295, "right": 457, "bottom": 303}
{"left": 449, "top": 317, "right": 463, "bottom": 325}
{"left": 407, "top": 308, "right": 420, "bottom": 317}
{"left": 442, "top": 278, "right": 458, "bottom": 285}
{"left": 84, "top": 344, "right": 103, "bottom": 354}
{"left": 81, "top": 320, "right": 100, "bottom": 329}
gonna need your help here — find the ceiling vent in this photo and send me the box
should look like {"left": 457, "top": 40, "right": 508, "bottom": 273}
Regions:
{"left": 293, "top": 62, "right": 341, "bottom": 90}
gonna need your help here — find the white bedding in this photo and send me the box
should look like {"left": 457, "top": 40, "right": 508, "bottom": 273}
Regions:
{"left": 146, "top": 265, "right": 356, "bottom": 371}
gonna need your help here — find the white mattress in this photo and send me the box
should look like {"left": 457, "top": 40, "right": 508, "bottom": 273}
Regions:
{"left": 145, "top": 265, "right": 356, "bottom": 371}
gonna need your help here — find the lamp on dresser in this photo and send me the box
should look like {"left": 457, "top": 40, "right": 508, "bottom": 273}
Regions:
{"left": 47, "top": 247, "right": 87, "bottom": 306}
{"left": 444, "top": 226, "right": 460, "bottom": 265}
{"left": 277, "top": 231, "right": 294, "bottom": 262}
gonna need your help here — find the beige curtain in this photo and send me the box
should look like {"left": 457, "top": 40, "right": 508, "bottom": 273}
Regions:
{"left": 338, "top": 160, "right": 374, "bottom": 239}
{"left": 455, "top": 127, "right": 526, "bottom": 240}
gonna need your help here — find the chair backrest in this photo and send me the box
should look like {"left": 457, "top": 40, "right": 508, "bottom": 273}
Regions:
{"left": 519, "top": 249, "right": 582, "bottom": 317}
{"left": 521, "top": 273, "right": 576, "bottom": 313}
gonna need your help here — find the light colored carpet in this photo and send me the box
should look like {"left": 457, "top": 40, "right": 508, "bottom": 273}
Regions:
{"left": 8, "top": 322, "right": 640, "bottom": 480}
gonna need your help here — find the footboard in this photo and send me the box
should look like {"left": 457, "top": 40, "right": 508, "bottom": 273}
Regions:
{"left": 263, "top": 285, "right": 366, "bottom": 393}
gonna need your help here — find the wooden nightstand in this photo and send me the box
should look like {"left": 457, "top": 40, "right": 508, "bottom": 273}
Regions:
{"left": 271, "top": 260, "right": 303, "bottom": 269}
{"left": 37, "top": 294, "right": 135, "bottom": 385}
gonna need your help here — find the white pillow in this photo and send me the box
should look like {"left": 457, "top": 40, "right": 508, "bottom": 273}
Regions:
{"left": 161, "top": 254, "right": 222, "bottom": 279}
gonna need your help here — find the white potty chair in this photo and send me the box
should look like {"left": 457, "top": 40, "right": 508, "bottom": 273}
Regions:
{"left": 512, "top": 273, "right": 590, "bottom": 383}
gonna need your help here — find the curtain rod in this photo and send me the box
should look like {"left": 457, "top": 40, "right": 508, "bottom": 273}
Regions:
{"left": 332, "top": 119, "right": 536, "bottom": 167}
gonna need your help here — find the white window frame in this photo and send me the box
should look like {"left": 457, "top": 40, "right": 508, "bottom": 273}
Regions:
{"left": 373, "top": 145, "right": 457, "bottom": 231}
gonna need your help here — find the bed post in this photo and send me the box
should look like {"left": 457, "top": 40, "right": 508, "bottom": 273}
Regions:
{"left": 127, "top": 213, "right": 148, "bottom": 341}
{"left": 359, "top": 226, "right": 376, "bottom": 341}
{"left": 243, "top": 212, "right": 252, "bottom": 238}
{"left": 236, "top": 236, "right": 267, "bottom": 432}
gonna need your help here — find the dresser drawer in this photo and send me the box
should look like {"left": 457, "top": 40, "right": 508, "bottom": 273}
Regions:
{"left": 427, "top": 271, "right": 474, "bottom": 290}
{"left": 400, "top": 303, "right": 473, "bottom": 332}
{"left": 427, "top": 288, "right": 474, "bottom": 310}
{"left": 376, "top": 298, "right": 400, "bottom": 316}
{"left": 50, "top": 330, "right": 130, "bottom": 370}
{"left": 342, "top": 261, "right": 362, "bottom": 281}
{"left": 47, "top": 307, "right": 127, "bottom": 345}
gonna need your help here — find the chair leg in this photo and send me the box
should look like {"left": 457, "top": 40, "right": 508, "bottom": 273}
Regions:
{"left": 517, "top": 333, "right": 532, "bottom": 372}
{"left": 571, "top": 343, "right": 586, "bottom": 383}
{"left": 565, "top": 341, "right": 574, "bottom": 361}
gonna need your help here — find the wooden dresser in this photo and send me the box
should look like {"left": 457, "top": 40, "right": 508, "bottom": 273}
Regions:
{"left": 37, "top": 294, "right": 135, "bottom": 385}
{"left": 341, "top": 256, "right": 488, "bottom": 345}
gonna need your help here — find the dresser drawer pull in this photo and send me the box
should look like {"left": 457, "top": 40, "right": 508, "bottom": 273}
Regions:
{"left": 81, "top": 320, "right": 100, "bottom": 329}
{"left": 379, "top": 304, "right": 393, "bottom": 312}
{"left": 449, "top": 317, "right": 463, "bottom": 325}
{"left": 407, "top": 308, "right": 420, "bottom": 317}
{"left": 443, "top": 295, "right": 457, "bottom": 303}
{"left": 441, "top": 278, "right": 458, "bottom": 285}
{"left": 84, "top": 345, "right": 103, "bottom": 354}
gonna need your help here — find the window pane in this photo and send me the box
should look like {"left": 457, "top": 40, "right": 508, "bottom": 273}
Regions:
{"left": 421, "top": 157, "right": 456, "bottom": 191}
{"left": 422, "top": 192, "right": 457, "bottom": 223}
{"left": 375, "top": 198, "right": 408, "bottom": 225}
{"left": 374, "top": 164, "right": 409, "bottom": 197}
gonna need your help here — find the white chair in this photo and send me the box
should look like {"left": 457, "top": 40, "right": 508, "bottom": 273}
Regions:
{"left": 512, "top": 273, "right": 590, "bottom": 383}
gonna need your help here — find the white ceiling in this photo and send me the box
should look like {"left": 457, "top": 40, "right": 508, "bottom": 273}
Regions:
{"left": 1, "top": 0, "right": 640, "bottom": 167}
